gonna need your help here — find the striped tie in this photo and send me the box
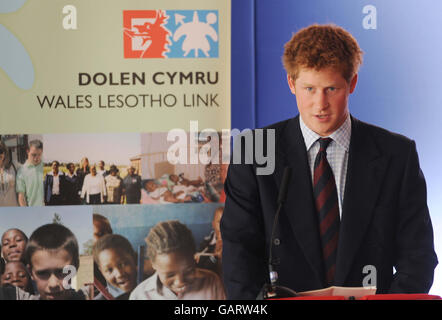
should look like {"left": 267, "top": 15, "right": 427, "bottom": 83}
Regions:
{"left": 313, "top": 138, "right": 340, "bottom": 286}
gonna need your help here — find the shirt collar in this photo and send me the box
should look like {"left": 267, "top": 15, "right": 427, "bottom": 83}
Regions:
{"left": 299, "top": 114, "right": 351, "bottom": 152}
{"left": 24, "top": 161, "right": 43, "bottom": 169}
{"left": 142, "top": 272, "right": 171, "bottom": 297}
{"left": 105, "top": 282, "right": 125, "bottom": 298}
{"left": 150, "top": 273, "right": 180, "bottom": 299}
{"left": 47, "top": 171, "right": 63, "bottom": 176}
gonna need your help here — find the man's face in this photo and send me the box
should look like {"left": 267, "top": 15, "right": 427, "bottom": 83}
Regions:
{"left": 51, "top": 162, "right": 59, "bottom": 174}
{"left": 152, "top": 251, "right": 196, "bottom": 297}
{"left": 68, "top": 164, "right": 75, "bottom": 174}
{"left": 27, "top": 146, "right": 43, "bottom": 166}
{"left": 97, "top": 248, "right": 137, "bottom": 293}
{"left": 1, "top": 261, "right": 30, "bottom": 290}
{"left": 129, "top": 167, "right": 135, "bottom": 176}
{"left": 288, "top": 67, "right": 357, "bottom": 136}
{"left": 1, "top": 229, "right": 27, "bottom": 262}
{"left": 30, "top": 249, "right": 74, "bottom": 300}
{"left": 99, "top": 161, "right": 105, "bottom": 170}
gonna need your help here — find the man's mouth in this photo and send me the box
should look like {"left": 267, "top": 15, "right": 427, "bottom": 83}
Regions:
{"left": 45, "top": 291, "right": 64, "bottom": 300}
{"left": 315, "top": 114, "right": 331, "bottom": 121}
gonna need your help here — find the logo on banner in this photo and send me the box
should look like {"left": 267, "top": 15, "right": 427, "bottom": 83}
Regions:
{"left": 123, "top": 10, "right": 219, "bottom": 59}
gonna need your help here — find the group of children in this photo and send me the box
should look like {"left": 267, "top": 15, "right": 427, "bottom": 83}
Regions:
{"left": 141, "top": 173, "right": 223, "bottom": 204}
{"left": 0, "top": 207, "right": 226, "bottom": 300}
{"left": 0, "top": 224, "right": 90, "bottom": 300}
{"left": 93, "top": 210, "right": 226, "bottom": 300}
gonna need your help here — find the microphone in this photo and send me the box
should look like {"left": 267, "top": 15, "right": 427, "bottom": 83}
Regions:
{"left": 257, "top": 167, "right": 298, "bottom": 300}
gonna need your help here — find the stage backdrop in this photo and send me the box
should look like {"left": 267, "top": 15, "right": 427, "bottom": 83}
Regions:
{"left": 231, "top": 0, "right": 442, "bottom": 294}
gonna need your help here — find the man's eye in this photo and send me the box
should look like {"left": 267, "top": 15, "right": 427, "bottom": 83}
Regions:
{"left": 328, "top": 87, "right": 336, "bottom": 92}
{"left": 54, "top": 269, "right": 65, "bottom": 279}
{"left": 36, "top": 271, "right": 51, "bottom": 280}
{"left": 305, "top": 87, "right": 313, "bottom": 92}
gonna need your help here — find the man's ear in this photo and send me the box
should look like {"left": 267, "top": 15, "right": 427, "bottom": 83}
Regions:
{"left": 287, "top": 74, "right": 296, "bottom": 94}
{"left": 349, "top": 73, "right": 358, "bottom": 94}
{"left": 27, "top": 264, "right": 34, "bottom": 280}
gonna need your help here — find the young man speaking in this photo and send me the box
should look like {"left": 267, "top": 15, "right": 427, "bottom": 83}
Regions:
{"left": 221, "top": 24, "right": 438, "bottom": 299}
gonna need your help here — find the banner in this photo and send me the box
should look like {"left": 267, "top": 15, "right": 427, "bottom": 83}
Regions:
{"left": 0, "top": 0, "right": 230, "bottom": 301}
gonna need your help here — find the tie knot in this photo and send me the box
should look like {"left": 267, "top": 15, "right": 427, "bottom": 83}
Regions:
{"left": 318, "top": 138, "right": 332, "bottom": 151}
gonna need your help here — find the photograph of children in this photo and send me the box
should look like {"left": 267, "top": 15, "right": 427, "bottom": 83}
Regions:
{"left": 0, "top": 135, "right": 44, "bottom": 207}
{"left": 0, "top": 206, "right": 93, "bottom": 300}
{"left": 139, "top": 132, "right": 228, "bottom": 204}
{"left": 195, "top": 206, "right": 224, "bottom": 277}
{"left": 42, "top": 133, "right": 141, "bottom": 206}
{"left": 93, "top": 233, "right": 137, "bottom": 300}
{"left": 93, "top": 203, "right": 226, "bottom": 300}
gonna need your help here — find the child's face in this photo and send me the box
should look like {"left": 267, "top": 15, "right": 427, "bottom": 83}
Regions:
{"left": 169, "top": 174, "right": 179, "bottom": 183}
{"left": 1, "top": 261, "right": 30, "bottom": 291}
{"left": 152, "top": 251, "right": 196, "bottom": 297}
{"left": 30, "top": 249, "right": 74, "bottom": 300}
{"left": 93, "top": 220, "right": 112, "bottom": 243}
{"left": 145, "top": 181, "right": 157, "bottom": 192}
{"left": 98, "top": 248, "right": 137, "bottom": 293}
{"left": 1, "top": 229, "right": 27, "bottom": 262}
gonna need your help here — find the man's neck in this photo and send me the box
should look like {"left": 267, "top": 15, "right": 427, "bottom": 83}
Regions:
{"left": 26, "top": 160, "right": 40, "bottom": 167}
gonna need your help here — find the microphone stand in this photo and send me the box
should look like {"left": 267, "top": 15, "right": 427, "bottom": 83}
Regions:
{"left": 257, "top": 167, "right": 297, "bottom": 300}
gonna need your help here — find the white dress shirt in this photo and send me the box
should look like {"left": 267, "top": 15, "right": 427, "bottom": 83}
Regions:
{"left": 299, "top": 115, "right": 352, "bottom": 217}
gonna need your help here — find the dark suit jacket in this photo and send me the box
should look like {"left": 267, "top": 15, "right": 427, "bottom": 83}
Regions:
{"left": 44, "top": 172, "right": 65, "bottom": 205}
{"left": 221, "top": 115, "right": 438, "bottom": 299}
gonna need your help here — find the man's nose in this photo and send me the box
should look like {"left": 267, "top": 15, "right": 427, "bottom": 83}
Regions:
{"left": 48, "top": 273, "right": 61, "bottom": 289}
{"left": 314, "top": 91, "right": 329, "bottom": 109}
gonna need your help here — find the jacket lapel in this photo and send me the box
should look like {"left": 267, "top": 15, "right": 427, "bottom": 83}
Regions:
{"left": 334, "top": 117, "right": 388, "bottom": 285}
{"left": 274, "top": 116, "right": 324, "bottom": 286}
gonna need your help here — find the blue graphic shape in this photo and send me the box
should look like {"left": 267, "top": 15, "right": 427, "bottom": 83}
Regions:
{"left": 0, "top": 0, "right": 27, "bottom": 13}
{"left": 0, "top": 24, "right": 34, "bottom": 89}
{"left": 165, "top": 10, "right": 219, "bottom": 58}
